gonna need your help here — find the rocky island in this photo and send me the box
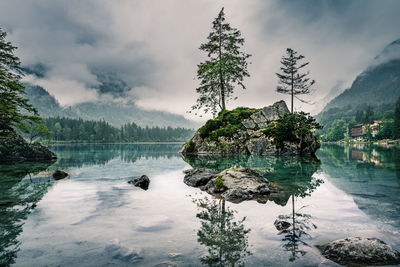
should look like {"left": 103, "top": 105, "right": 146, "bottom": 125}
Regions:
{"left": 0, "top": 128, "right": 56, "bottom": 162}
{"left": 180, "top": 101, "right": 321, "bottom": 156}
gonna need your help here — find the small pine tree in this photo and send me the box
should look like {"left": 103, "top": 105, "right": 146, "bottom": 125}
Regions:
{"left": 393, "top": 97, "right": 400, "bottom": 139}
{"left": 276, "top": 48, "right": 315, "bottom": 113}
{"left": 191, "top": 7, "right": 251, "bottom": 117}
{"left": 0, "top": 28, "right": 40, "bottom": 130}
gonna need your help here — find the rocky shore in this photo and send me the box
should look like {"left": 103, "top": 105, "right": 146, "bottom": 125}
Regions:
{"left": 0, "top": 129, "right": 56, "bottom": 162}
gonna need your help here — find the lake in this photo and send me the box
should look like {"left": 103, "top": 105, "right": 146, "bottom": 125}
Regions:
{"left": 1, "top": 143, "right": 399, "bottom": 266}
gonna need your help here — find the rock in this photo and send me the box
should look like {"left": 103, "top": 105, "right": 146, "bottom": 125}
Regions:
{"left": 52, "top": 170, "right": 68, "bottom": 180}
{"left": 185, "top": 166, "right": 271, "bottom": 203}
{"left": 261, "top": 100, "right": 290, "bottom": 121}
{"left": 318, "top": 237, "right": 400, "bottom": 266}
{"left": 250, "top": 112, "right": 267, "bottom": 128}
{"left": 183, "top": 168, "right": 218, "bottom": 187}
{"left": 242, "top": 119, "right": 256, "bottom": 129}
{"left": 104, "top": 239, "right": 143, "bottom": 262}
{"left": 128, "top": 175, "right": 150, "bottom": 190}
{"left": 0, "top": 129, "right": 57, "bottom": 162}
{"left": 274, "top": 219, "right": 291, "bottom": 231}
{"left": 180, "top": 100, "right": 320, "bottom": 156}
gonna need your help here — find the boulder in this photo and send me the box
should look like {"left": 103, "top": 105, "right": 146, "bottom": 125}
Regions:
{"left": 0, "top": 129, "right": 57, "bottom": 162}
{"left": 183, "top": 168, "right": 218, "bottom": 187}
{"left": 128, "top": 175, "right": 150, "bottom": 190}
{"left": 52, "top": 170, "right": 68, "bottom": 180}
{"left": 318, "top": 237, "right": 400, "bottom": 266}
{"left": 184, "top": 166, "right": 271, "bottom": 203}
{"left": 261, "top": 100, "right": 290, "bottom": 121}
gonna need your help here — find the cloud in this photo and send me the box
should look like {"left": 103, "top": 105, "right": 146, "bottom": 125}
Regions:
{"left": 1, "top": 0, "right": 400, "bottom": 119}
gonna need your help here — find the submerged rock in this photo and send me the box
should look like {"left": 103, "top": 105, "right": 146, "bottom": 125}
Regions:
{"left": 128, "top": 175, "right": 150, "bottom": 190}
{"left": 104, "top": 239, "right": 143, "bottom": 262}
{"left": 52, "top": 170, "right": 68, "bottom": 180}
{"left": 184, "top": 166, "right": 271, "bottom": 203}
{"left": 0, "top": 129, "right": 57, "bottom": 162}
{"left": 180, "top": 101, "right": 320, "bottom": 156}
{"left": 274, "top": 219, "right": 291, "bottom": 231}
{"left": 318, "top": 237, "right": 400, "bottom": 266}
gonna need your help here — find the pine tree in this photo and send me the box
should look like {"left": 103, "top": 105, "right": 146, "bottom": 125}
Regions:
{"left": 393, "top": 97, "right": 400, "bottom": 139}
{"left": 191, "top": 7, "right": 251, "bottom": 117}
{"left": 0, "top": 28, "right": 40, "bottom": 130}
{"left": 276, "top": 48, "right": 315, "bottom": 113}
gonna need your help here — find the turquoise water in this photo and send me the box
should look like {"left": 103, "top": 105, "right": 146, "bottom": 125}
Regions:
{"left": 0, "top": 144, "right": 399, "bottom": 266}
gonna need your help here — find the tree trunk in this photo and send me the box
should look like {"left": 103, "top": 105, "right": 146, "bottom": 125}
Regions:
{"left": 219, "top": 21, "right": 225, "bottom": 111}
{"left": 291, "top": 71, "right": 294, "bottom": 113}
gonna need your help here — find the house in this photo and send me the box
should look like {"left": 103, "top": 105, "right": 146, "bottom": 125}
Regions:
{"left": 370, "top": 120, "right": 383, "bottom": 137}
{"left": 351, "top": 124, "right": 363, "bottom": 139}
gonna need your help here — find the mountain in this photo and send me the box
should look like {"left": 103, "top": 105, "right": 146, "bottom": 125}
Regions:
{"left": 71, "top": 101, "right": 199, "bottom": 128}
{"left": 24, "top": 84, "right": 200, "bottom": 128}
{"left": 322, "top": 39, "right": 400, "bottom": 112}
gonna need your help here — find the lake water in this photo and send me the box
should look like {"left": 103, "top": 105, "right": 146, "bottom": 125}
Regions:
{"left": 1, "top": 144, "right": 399, "bottom": 266}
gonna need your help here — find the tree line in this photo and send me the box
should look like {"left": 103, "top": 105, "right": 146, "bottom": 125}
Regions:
{"left": 43, "top": 117, "right": 194, "bottom": 142}
{"left": 321, "top": 97, "right": 400, "bottom": 141}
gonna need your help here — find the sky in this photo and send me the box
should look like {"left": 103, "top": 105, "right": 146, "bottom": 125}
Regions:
{"left": 1, "top": 0, "right": 400, "bottom": 120}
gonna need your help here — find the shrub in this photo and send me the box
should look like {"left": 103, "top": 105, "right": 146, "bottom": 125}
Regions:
{"left": 215, "top": 176, "right": 227, "bottom": 189}
{"left": 184, "top": 139, "right": 196, "bottom": 153}
{"left": 263, "top": 112, "right": 322, "bottom": 149}
{"left": 199, "top": 107, "right": 259, "bottom": 140}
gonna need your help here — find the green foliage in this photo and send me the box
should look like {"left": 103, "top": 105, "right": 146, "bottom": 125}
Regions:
{"left": 375, "top": 121, "right": 393, "bottom": 140}
{"left": 215, "top": 176, "right": 227, "bottom": 189}
{"left": 323, "top": 119, "right": 346, "bottom": 141}
{"left": 191, "top": 8, "right": 251, "bottom": 116}
{"left": 317, "top": 103, "right": 396, "bottom": 138}
{"left": 44, "top": 117, "right": 194, "bottom": 142}
{"left": 276, "top": 48, "right": 315, "bottom": 113}
{"left": 263, "top": 112, "right": 322, "bottom": 150}
{"left": 394, "top": 97, "right": 400, "bottom": 139}
{"left": 198, "top": 107, "right": 257, "bottom": 141}
{"left": 184, "top": 140, "right": 197, "bottom": 153}
{"left": 20, "top": 121, "right": 53, "bottom": 143}
{"left": 0, "top": 28, "right": 40, "bottom": 131}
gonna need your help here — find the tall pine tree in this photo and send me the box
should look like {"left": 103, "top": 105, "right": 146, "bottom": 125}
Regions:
{"left": 276, "top": 48, "right": 315, "bottom": 113}
{"left": 0, "top": 28, "right": 40, "bottom": 130}
{"left": 191, "top": 8, "right": 251, "bottom": 117}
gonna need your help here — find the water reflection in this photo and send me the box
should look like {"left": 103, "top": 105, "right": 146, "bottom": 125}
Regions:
{"left": 318, "top": 144, "right": 400, "bottom": 228}
{"left": 276, "top": 195, "right": 317, "bottom": 262}
{"left": 193, "top": 197, "right": 251, "bottom": 266}
{"left": 0, "top": 162, "right": 53, "bottom": 266}
{"left": 50, "top": 143, "right": 182, "bottom": 168}
{"left": 185, "top": 155, "right": 323, "bottom": 263}
{"left": 183, "top": 155, "right": 323, "bottom": 206}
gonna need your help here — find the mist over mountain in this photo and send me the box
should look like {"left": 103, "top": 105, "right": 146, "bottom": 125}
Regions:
{"left": 24, "top": 83, "right": 200, "bottom": 129}
{"left": 322, "top": 39, "right": 400, "bottom": 112}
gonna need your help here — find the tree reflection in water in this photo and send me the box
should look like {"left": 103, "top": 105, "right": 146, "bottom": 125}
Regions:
{"left": 276, "top": 195, "right": 317, "bottom": 262}
{"left": 194, "top": 197, "right": 251, "bottom": 266}
{"left": 0, "top": 162, "right": 53, "bottom": 266}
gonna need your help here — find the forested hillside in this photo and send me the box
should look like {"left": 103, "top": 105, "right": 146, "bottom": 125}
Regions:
{"left": 44, "top": 117, "right": 194, "bottom": 142}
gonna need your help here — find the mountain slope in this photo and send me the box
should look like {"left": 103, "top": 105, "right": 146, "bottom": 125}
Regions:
{"left": 24, "top": 84, "right": 199, "bottom": 128}
{"left": 317, "top": 39, "right": 400, "bottom": 135}
{"left": 324, "top": 60, "right": 400, "bottom": 111}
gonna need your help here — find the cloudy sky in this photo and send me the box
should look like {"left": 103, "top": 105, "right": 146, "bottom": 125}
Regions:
{"left": 1, "top": 0, "right": 399, "bottom": 120}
